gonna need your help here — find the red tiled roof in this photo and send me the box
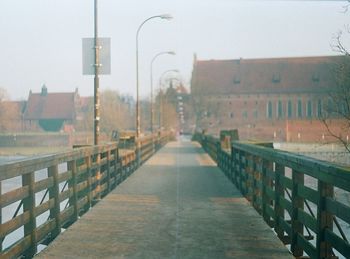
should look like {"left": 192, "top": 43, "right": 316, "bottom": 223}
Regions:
{"left": 24, "top": 92, "right": 76, "bottom": 120}
{"left": 191, "top": 55, "right": 344, "bottom": 95}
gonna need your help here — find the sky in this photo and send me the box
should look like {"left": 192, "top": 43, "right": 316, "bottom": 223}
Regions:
{"left": 0, "top": 0, "right": 349, "bottom": 101}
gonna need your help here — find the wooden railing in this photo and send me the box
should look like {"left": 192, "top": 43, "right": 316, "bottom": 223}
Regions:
{"left": 198, "top": 133, "right": 350, "bottom": 259}
{"left": 0, "top": 132, "right": 172, "bottom": 258}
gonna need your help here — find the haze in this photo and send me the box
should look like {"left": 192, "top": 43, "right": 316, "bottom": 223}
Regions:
{"left": 0, "top": 0, "right": 349, "bottom": 100}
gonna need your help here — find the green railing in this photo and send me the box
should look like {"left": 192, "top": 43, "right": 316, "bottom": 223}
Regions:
{"left": 0, "top": 132, "right": 172, "bottom": 258}
{"left": 198, "top": 133, "right": 350, "bottom": 259}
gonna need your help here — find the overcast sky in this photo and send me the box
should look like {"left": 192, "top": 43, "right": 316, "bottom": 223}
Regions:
{"left": 0, "top": 0, "right": 349, "bottom": 100}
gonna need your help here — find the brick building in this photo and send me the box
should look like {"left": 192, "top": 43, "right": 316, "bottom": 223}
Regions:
{"left": 191, "top": 55, "right": 348, "bottom": 142}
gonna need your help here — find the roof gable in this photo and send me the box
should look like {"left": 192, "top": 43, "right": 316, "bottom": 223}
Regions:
{"left": 24, "top": 92, "right": 76, "bottom": 120}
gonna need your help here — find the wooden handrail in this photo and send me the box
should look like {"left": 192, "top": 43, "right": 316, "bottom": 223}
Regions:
{"left": 197, "top": 131, "right": 350, "bottom": 259}
{"left": 0, "top": 132, "right": 173, "bottom": 258}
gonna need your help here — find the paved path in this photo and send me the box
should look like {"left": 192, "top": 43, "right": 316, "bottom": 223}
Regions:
{"left": 36, "top": 139, "right": 292, "bottom": 259}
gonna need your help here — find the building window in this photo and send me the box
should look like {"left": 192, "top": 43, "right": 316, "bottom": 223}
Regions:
{"left": 277, "top": 100, "right": 283, "bottom": 119}
{"left": 242, "top": 110, "right": 248, "bottom": 119}
{"left": 233, "top": 76, "right": 241, "bottom": 84}
{"left": 312, "top": 73, "right": 320, "bottom": 83}
{"left": 230, "top": 112, "right": 234, "bottom": 119}
{"left": 267, "top": 101, "right": 273, "bottom": 119}
{"left": 272, "top": 73, "right": 281, "bottom": 83}
{"left": 287, "top": 100, "right": 293, "bottom": 118}
{"left": 253, "top": 110, "right": 258, "bottom": 119}
{"left": 317, "top": 99, "right": 322, "bottom": 118}
{"left": 297, "top": 100, "right": 303, "bottom": 118}
{"left": 306, "top": 100, "right": 312, "bottom": 118}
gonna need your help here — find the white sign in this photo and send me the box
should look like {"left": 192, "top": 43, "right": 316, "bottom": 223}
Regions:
{"left": 82, "top": 37, "right": 111, "bottom": 75}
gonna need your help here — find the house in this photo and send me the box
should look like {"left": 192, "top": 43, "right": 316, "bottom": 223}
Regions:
{"left": 23, "top": 85, "right": 79, "bottom": 132}
{"left": 191, "top": 55, "right": 347, "bottom": 142}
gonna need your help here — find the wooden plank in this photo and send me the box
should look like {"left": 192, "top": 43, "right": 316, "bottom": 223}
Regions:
{"left": 34, "top": 177, "right": 54, "bottom": 193}
{"left": 35, "top": 198, "right": 55, "bottom": 217}
{"left": 265, "top": 167, "right": 275, "bottom": 181}
{"left": 280, "top": 175, "right": 293, "bottom": 190}
{"left": 279, "top": 196, "right": 292, "bottom": 215}
{"left": 48, "top": 165, "right": 61, "bottom": 240}
{"left": 0, "top": 186, "right": 29, "bottom": 208}
{"left": 325, "top": 228, "right": 350, "bottom": 258}
{"left": 291, "top": 169, "right": 304, "bottom": 257}
{"left": 1, "top": 235, "right": 31, "bottom": 259}
{"left": 275, "top": 163, "right": 285, "bottom": 240}
{"left": 59, "top": 188, "right": 73, "bottom": 202}
{"left": 59, "top": 206, "right": 74, "bottom": 226}
{"left": 279, "top": 217, "right": 292, "bottom": 236}
{"left": 22, "top": 171, "right": 37, "bottom": 257}
{"left": 297, "top": 185, "right": 319, "bottom": 206}
{"left": 232, "top": 142, "right": 350, "bottom": 192}
{"left": 58, "top": 171, "right": 72, "bottom": 183}
{"left": 36, "top": 219, "right": 56, "bottom": 243}
{"left": 76, "top": 180, "right": 88, "bottom": 193}
{"left": 68, "top": 160, "right": 78, "bottom": 222}
{"left": 77, "top": 196, "right": 88, "bottom": 211}
{"left": 265, "top": 204, "right": 275, "bottom": 219}
{"left": 0, "top": 143, "right": 118, "bottom": 181}
{"left": 316, "top": 180, "right": 334, "bottom": 258}
{"left": 296, "top": 233, "right": 317, "bottom": 259}
{"left": 297, "top": 208, "right": 317, "bottom": 234}
{"left": 0, "top": 211, "right": 30, "bottom": 239}
{"left": 265, "top": 185, "right": 275, "bottom": 201}
{"left": 325, "top": 197, "right": 350, "bottom": 224}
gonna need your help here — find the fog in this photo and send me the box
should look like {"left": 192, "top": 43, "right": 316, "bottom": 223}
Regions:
{"left": 0, "top": 0, "right": 349, "bottom": 100}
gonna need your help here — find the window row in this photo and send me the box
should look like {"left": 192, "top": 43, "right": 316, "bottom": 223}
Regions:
{"left": 266, "top": 99, "right": 334, "bottom": 119}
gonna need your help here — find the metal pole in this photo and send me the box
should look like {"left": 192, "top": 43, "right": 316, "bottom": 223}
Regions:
{"left": 94, "top": 0, "right": 100, "bottom": 145}
{"left": 150, "top": 69, "right": 153, "bottom": 133}
{"left": 135, "top": 15, "right": 172, "bottom": 138}
{"left": 150, "top": 51, "right": 175, "bottom": 133}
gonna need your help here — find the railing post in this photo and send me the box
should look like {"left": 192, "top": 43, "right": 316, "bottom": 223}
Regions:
{"left": 112, "top": 148, "right": 119, "bottom": 189}
{"left": 0, "top": 178, "right": 2, "bottom": 252}
{"left": 238, "top": 151, "right": 243, "bottom": 193}
{"left": 274, "top": 163, "right": 285, "bottom": 241}
{"left": 85, "top": 155, "right": 92, "bottom": 211}
{"left": 252, "top": 156, "right": 261, "bottom": 212}
{"left": 68, "top": 160, "right": 79, "bottom": 221}
{"left": 246, "top": 154, "right": 253, "bottom": 201}
{"left": 231, "top": 147, "right": 238, "bottom": 187}
{"left": 262, "top": 159, "right": 273, "bottom": 225}
{"left": 316, "top": 180, "right": 334, "bottom": 258}
{"left": 291, "top": 169, "right": 304, "bottom": 257}
{"left": 106, "top": 150, "right": 111, "bottom": 193}
{"left": 48, "top": 165, "right": 61, "bottom": 240}
{"left": 95, "top": 153, "right": 101, "bottom": 200}
{"left": 22, "top": 171, "right": 37, "bottom": 258}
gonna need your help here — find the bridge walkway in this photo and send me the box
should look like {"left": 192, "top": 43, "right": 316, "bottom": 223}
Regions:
{"left": 35, "top": 138, "right": 292, "bottom": 258}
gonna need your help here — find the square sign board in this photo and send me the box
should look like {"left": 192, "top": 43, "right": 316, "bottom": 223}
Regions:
{"left": 82, "top": 37, "right": 111, "bottom": 75}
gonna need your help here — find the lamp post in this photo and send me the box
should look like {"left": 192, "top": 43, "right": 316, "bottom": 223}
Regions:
{"left": 150, "top": 51, "right": 175, "bottom": 133}
{"left": 136, "top": 14, "right": 172, "bottom": 138}
{"left": 157, "top": 69, "right": 180, "bottom": 130}
{"left": 94, "top": 0, "right": 100, "bottom": 145}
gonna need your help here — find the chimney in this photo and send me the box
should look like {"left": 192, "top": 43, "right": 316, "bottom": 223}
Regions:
{"left": 41, "top": 84, "right": 48, "bottom": 96}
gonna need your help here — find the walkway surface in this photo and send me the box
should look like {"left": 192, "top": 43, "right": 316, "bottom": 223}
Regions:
{"left": 36, "top": 138, "right": 292, "bottom": 259}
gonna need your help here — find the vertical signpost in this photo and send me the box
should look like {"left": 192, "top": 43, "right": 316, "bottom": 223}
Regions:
{"left": 82, "top": 0, "right": 110, "bottom": 145}
{"left": 94, "top": 0, "right": 99, "bottom": 146}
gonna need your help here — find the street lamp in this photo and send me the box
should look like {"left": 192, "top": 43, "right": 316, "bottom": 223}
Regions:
{"left": 150, "top": 51, "right": 176, "bottom": 133}
{"left": 136, "top": 14, "right": 173, "bottom": 138}
{"left": 157, "top": 69, "right": 180, "bottom": 130}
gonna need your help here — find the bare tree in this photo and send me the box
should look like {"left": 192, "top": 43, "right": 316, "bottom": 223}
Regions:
{"left": 322, "top": 3, "right": 350, "bottom": 152}
{"left": 0, "top": 88, "right": 22, "bottom": 132}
